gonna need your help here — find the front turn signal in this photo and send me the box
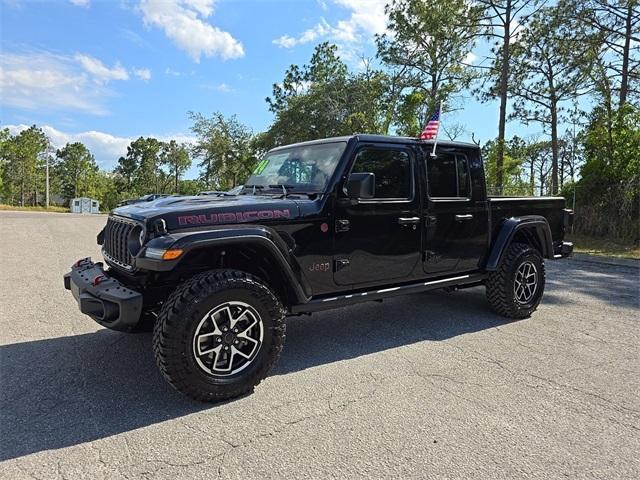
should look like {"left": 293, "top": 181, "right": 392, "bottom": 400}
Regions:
{"left": 162, "top": 248, "right": 184, "bottom": 260}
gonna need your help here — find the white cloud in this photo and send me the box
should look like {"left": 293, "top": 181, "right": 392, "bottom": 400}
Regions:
{"left": 75, "top": 54, "right": 129, "bottom": 83}
{"left": 4, "top": 124, "right": 196, "bottom": 169}
{"left": 199, "top": 82, "right": 233, "bottom": 92}
{"left": 464, "top": 52, "right": 477, "bottom": 65}
{"left": 164, "top": 67, "right": 182, "bottom": 77}
{"left": 69, "top": 0, "right": 90, "bottom": 7}
{"left": 273, "top": 18, "right": 332, "bottom": 48}
{"left": 133, "top": 68, "right": 152, "bottom": 81}
{"left": 0, "top": 52, "right": 110, "bottom": 114}
{"left": 214, "top": 82, "right": 231, "bottom": 92}
{"left": 274, "top": 0, "right": 387, "bottom": 51}
{"left": 138, "top": 0, "right": 244, "bottom": 62}
{"left": 0, "top": 51, "right": 147, "bottom": 114}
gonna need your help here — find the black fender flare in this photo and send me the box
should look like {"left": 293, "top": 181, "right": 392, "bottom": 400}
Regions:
{"left": 484, "top": 216, "right": 553, "bottom": 271}
{"left": 137, "top": 225, "right": 311, "bottom": 304}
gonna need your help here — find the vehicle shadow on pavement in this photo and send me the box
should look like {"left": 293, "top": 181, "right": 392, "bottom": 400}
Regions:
{"left": 274, "top": 287, "right": 503, "bottom": 375}
{"left": 0, "top": 288, "right": 503, "bottom": 462}
{"left": 2, "top": 261, "right": 635, "bottom": 461}
{"left": 0, "top": 329, "right": 207, "bottom": 462}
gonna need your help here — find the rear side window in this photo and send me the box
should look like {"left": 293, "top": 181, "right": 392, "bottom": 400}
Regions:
{"left": 351, "top": 148, "right": 412, "bottom": 199}
{"left": 426, "top": 153, "right": 471, "bottom": 198}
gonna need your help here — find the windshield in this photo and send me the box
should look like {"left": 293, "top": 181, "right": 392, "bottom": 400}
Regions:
{"left": 244, "top": 142, "right": 347, "bottom": 192}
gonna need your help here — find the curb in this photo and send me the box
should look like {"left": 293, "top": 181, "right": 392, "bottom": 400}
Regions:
{"left": 569, "top": 253, "right": 640, "bottom": 269}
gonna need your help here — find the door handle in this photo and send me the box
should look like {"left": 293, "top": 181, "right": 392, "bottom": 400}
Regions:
{"left": 398, "top": 217, "right": 420, "bottom": 225}
{"left": 455, "top": 214, "right": 474, "bottom": 221}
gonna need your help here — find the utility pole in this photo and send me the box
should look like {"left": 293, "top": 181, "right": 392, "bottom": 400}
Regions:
{"left": 45, "top": 155, "right": 50, "bottom": 208}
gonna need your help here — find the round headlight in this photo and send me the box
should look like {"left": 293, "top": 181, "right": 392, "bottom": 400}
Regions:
{"left": 128, "top": 225, "right": 144, "bottom": 256}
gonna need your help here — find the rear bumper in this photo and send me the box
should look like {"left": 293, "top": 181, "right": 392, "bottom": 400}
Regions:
{"left": 554, "top": 241, "right": 574, "bottom": 259}
{"left": 63, "top": 258, "right": 143, "bottom": 332}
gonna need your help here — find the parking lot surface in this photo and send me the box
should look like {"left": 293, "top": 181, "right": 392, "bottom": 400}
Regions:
{"left": 1, "top": 211, "right": 639, "bottom": 479}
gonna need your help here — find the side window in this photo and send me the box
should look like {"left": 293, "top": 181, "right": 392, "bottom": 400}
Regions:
{"left": 426, "top": 152, "right": 471, "bottom": 198}
{"left": 351, "top": 148, "right": 412, "bottom": 199}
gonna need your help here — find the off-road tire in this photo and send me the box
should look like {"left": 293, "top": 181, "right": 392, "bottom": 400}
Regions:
{"left": 486, "top": 242, "right": 545, "bottom": 319}
{"left": 152, "top": 270, "right": 286, "bottom": 402}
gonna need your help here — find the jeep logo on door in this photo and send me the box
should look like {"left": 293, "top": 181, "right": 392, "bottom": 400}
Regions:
{"left": 177, "top": 209, "right": 291, "bottom": 226}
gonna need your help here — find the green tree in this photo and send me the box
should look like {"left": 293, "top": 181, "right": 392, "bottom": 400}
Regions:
{"left": 90, "top": 170, "right": 119, "bottom": 211}
{"left": 264, "top": 43, "right": 398, "bottom": 146}
{"left": 573, "top": 104, "right": 640, "bottom": 240}
{"left": 114, "top": 137, "right": 162, "bottom": 196}
{"left": 1, "top": 126, "right": 49, "bottom": 206}
{"left": 509, "top": 1, "right": 593, "bottom": 194}
{"left": 482, "top": 136, "right": 530, "bottom": 195}
{"left": 189, "top": 112, "right": 257, "bottom": 189}
{"left": 160, "top": 140, "right": 191, "bottom": 193}
{"left": 376, "top": 0, "right": 480, "bottom": 134}
{"left": 476, "top": 0, "right": 541, "bottom": 193}
{"left": 56, "top": 142, "right": 98, "bottom": 199}
{"left": 0, "top": 128, "right": 11, "bottom": 197}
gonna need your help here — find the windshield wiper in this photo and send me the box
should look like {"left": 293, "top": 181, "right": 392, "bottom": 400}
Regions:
{"left": 269, "top": 184, "right": 291, "bottom": 197}
{"left": 243, "top": 184, "right": 265, "bottom": 195}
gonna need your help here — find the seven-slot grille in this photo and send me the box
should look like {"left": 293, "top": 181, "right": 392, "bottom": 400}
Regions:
{"left": 103, "top": 216, "right": 137, "bottom": 269}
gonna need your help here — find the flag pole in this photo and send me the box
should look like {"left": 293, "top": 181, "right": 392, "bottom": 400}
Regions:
{"left": 430, "top": 100, "right": 442, "bottom": 158}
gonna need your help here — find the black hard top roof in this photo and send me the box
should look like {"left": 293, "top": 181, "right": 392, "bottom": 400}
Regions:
{"left": 270, "top": 134, "right": 480, "bottom": 151}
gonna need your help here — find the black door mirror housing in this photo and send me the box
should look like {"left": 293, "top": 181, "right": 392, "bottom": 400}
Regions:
{"left": 347, "top": 172, "right": 375, "bottom": 199}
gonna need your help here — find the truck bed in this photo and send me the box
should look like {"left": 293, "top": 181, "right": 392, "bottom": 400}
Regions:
{"left": 489, "top": 196, "right": 567, "bottom": 248}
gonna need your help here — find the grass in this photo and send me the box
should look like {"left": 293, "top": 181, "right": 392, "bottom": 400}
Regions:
{"left": 0, "top": 204, "right": 69, "bottom": 213}
{"left": 566, "top": 233, "right": 640, "bottom": 260}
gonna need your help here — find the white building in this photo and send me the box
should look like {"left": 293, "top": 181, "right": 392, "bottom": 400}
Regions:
{"left": 70, "top": 197, "right": 100, "bottom": 214}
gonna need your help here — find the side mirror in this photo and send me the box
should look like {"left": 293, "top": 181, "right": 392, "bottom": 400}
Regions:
{"left": 347, "top": 172, "right": 375, "bottom": 199}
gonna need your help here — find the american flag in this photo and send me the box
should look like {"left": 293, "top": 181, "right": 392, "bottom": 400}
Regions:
{"left": 420, "top": 105, "right": 440, "bottom": 140}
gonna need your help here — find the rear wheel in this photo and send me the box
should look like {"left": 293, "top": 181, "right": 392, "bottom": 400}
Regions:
{"left": 153, "top": 270, "right": 285, "bottom": 402}
{"left": 486, "top": 242, "right": 545, "bottom": 319}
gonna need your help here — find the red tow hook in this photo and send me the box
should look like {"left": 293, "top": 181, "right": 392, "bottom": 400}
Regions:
{"left": 74, "top": 257, "right": 91, "bottom": 268}
{"left": 92, "top": 274, "right": 106, "bottom": 287}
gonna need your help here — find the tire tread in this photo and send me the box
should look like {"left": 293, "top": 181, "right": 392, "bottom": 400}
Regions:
{"left": 152, "top": 270, "right": 286, "bottom": 402}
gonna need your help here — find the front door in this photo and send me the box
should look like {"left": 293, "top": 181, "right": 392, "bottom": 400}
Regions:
{"left": 423, "top": 148, "right": 488, "bottom": 275}
{"left": 333, "top": 145, "right": 421, "bottom": 287}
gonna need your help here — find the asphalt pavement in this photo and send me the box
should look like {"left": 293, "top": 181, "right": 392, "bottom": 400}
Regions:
{"left": 1, "top": 210, "right": 638, "bottom": 479}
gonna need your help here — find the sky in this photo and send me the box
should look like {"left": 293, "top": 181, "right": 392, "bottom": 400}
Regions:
{"left": 1, "top": 0, "right": 540, "bottom": 177}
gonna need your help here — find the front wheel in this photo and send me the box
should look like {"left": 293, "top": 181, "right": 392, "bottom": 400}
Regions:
{"left": 485, "top": 242, "right": 545, "bottom": 319}
{"left": 153, "top": 270, "right": 286, "bottom": 402}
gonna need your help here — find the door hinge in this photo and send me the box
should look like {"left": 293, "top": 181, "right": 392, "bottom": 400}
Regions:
{"left": 334, "top": 258, "right": 350, "bottom": 272}
{"left": 336, "top": 219, "right": 350, "bottom": 232}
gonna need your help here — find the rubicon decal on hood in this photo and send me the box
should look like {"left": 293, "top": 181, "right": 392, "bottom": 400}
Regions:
{"left": 178, "top": 209, "right": 292, "bottom": 226}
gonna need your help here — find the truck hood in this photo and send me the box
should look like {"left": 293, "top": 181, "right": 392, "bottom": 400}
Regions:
{"left": 112, "top": 195, "right": 302, "bottom": 230}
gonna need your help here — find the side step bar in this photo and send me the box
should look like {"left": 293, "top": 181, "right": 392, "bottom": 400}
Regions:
{"left": 290, "top": 272, "right": 487, "bottom": 314}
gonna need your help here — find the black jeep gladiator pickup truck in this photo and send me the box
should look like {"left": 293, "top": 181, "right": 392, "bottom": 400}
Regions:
{"left": 64, "top": 134, "right": 573, "bottom": 401}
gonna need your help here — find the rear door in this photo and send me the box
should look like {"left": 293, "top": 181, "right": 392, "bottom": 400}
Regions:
{"left": 423, "top": 147, "right": 488, "bottom": 275}
{"left": 333, "top": 144, "right": 421, "bottom": 286}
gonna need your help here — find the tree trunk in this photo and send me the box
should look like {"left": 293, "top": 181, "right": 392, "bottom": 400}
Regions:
{"left": 175, "top": 164, "right": 179, "bottom": 193}
{"left": 495, "top": 0, "right": 512, "bottom": 195}
{"left": 530, "top": 160, "right": 535, "bottom": 196}
{"left": 619, "top": 1, "right": 633, "bottom": 109}
{"left": 550, "top": 103, "right": 559, "bottom": 195}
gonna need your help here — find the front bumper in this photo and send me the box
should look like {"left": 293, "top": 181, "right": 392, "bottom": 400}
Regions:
{"left": 63, "top": 258, "right": 143, "bottom": 332}
{"left": 554, "top": 241, "right": 574, "bottom": 259}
